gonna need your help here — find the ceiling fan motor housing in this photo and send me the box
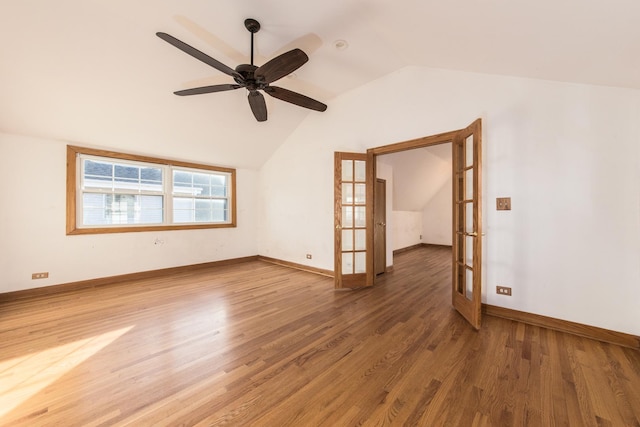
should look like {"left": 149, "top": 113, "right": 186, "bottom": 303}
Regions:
{"left": 234, "top": 64, "right": 265, "bottom": 91}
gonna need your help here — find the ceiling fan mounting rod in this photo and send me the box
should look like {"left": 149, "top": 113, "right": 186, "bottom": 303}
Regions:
{"left": 244, "top": 18, "right": 261, "bottom": 66}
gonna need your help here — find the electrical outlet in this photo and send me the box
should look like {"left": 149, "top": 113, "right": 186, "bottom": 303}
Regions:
{"left": 306, "top": 254, "right": 312, "bottom": 259}
{"left": 32, "top": 272, "right": 49, "bottom": 280}
{"left": 496, "top": 286, "right": 512, "bottom": 296}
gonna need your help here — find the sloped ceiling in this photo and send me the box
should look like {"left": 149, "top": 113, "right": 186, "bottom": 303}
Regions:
{"left": 1, "top": 0, "right": 638, "bottom": 169}
{"left": 379, "top": 144, "right": 452, "bottom": 212}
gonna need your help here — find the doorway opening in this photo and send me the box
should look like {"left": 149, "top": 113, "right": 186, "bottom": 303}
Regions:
{"left": 371, "top": 120, "right": 483, "bottom": 329}
{"left": 375, "top": 143, "right": 452, "bottom": 275}
{"left": 333, "top": 119, "right": 483, "bottom": 329}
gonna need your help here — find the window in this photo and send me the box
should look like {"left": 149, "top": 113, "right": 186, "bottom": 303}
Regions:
{"left": 67, "top": 146, "right": 236, "bottom": 234}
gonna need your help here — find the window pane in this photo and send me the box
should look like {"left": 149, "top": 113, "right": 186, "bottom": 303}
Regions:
{"left": 354, "top": 184, "right": 366, "bottom": 204}
{"left": 173, "top": 198, "right": 194, "bottom": 223}
{"left": 466, "top": 235, "right": 474, "bottom": 266}
{"left": 173, "top": 170, "right": 228, "bottom": 198}
{"left": 114, "top": 164, "right": 138, "bottom": 184}
{"left": 342, "top": 206, "right": 353, "bottom": 228}
{"left": 140, "top": 167, "right": 163, "bottom": 191}
{"left": 466, "top": 267, "right": 473, "bottom": 300}
{"left": 342, "top": 183, "right": 353, "bottom": 204}
{"left": 354, "top": 206, "right": 366, "bottom": 228}
{"left": 193, "top": 173, "right": 211, "bottom": 196}
{"left": 465, "top": 202, "right": 473, "bottom": 234}
{"left": 173, "top": 197, "right": 228, "bottom": 223}
{"left": 342, "top": 252, "right": 353, "bottom": 275}
{"left": 82, "top": 194, "right": 163, "bottom": 225}
{"left": 171, "top": 169, "right": 230, "bottom": 224}
{"left": 341, "top": 160, "right": 353, "bottom": 181}
{"left": 465, "top": 135, "right": 474, "bottom": 168}
{"left": 354, "top": 160, "right": 366, "bottom": 182}
{"left": 211, "top": 174, "right": 227, "bottom": 197}
{"left": 465, "top": 168, "right": 473, "bottom": 200}
{"left": 354, "top": 229, "right": 366, "bottom": 250}
{"left": 84, "top": 160, "right": 112, "bottom": 182}
{"left": 354, "top": 252, "right": 366, "bottom": 273}
{"left": 173, "top": 170, "right": 194, "bottom": 195}
{"left": 342, "top": 229, "right": 353, "bottom": 251}
{"left": 73, "top": 149, "right": 235, "bottom": 232}
{"left": 83, "top": 159, "right": 162, "bottom": 192}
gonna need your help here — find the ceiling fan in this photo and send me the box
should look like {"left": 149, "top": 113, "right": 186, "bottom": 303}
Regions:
{"left": 156, "top": 18, "right": 327, "bottom": 122}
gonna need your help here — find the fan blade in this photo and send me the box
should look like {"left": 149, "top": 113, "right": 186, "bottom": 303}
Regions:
{"left": 174, "top": 84, "right": 241, "bottom": 96}
{"left": 156, "top": 32, "right": 241, "bottom": 79}
{"left": 265, "top": 86, "right": 327, "bottom": 112}
{"left": 248, "top": 91, "right": 267, "bottom": 122}
{"left": 255, "top": 49, "right": 308, "bottom": 84}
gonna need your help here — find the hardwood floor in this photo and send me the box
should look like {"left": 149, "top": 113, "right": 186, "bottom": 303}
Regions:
{"left": 1, "top": 246, "right": 639, "bottom": 426}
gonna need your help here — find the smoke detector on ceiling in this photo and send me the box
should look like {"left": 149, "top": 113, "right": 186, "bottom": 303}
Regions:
{"left": 333, "top": 40, "right": 349, "bottom": 50}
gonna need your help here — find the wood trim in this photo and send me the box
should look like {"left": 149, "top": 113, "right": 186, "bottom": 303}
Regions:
{"left": 67, "top": 145, "right": 236, "bottom": 174}
{"left": 66, "top": 146, "right": 78, "bottom": 234}
{"left": 333, "top": 152, "right": 342, "bottom": 286}
{"left": 257, "top": 256, "right": 334, "bottom": 278}
{"left": 0, "top": 256, "right": 258, "bottom": 303}
{"left": 393, "top": 244, "right": 452, "bottom": 255}
{"left": 68, "top": 222, "right": 238, "bottom": 235}
{"left": 366, "top": 150, "right": 375, "bottom": 286}
{"left": 421, "top": 243, "right": 453, "bottom": 249}
{"left": 66, "top": 145, "right": 237, "bottom": 235}
{"left": 369, "top": 129, "right": 461, "bottom": 156}
{"left": 333, "top": 152, "right": 370, "bottom": 289}
{"left": 393, "top": 243, "right": 424, "bottom": 255}
{"left": 483, "top": 304, "right": 640, "bottom": 350}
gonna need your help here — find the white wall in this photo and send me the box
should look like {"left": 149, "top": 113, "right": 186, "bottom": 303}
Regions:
{"left": 0, "top": 132, "right": 259, "bottom": 293}
{"left": 421, "top": 175, "right": 452, "bottom": 246}
{"left": 379, "top": 144, "right": 452, "bottom": 247}
{"left": 392, "top": 211, "right": 422, "bottom": 250}
{"left": 258, "top": 66, "right": 640, "bottom": 335}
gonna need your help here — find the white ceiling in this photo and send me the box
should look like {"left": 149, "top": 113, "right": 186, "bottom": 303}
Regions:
{"left": 1, "top": 0, "right": 638, "bottom": 169}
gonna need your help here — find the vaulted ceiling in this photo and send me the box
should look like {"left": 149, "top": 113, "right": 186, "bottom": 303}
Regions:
{"left": 379, "top": 144, "right": 452, "bottom": 212}
{"left": 1, "top": 0, "right": 638, "bottom": 169}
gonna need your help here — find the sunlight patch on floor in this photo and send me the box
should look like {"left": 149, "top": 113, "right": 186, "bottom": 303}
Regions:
{"left": 0, "top": 326, "right": 134, "bottom": 419}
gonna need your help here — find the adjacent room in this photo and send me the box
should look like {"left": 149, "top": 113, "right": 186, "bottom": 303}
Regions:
{"left": 1, "top": 1, "right": 639, "bottom": 425}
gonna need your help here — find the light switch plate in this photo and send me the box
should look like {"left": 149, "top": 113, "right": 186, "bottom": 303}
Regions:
{"left": 496, "top": 197, "right": 511, "bottom": 210}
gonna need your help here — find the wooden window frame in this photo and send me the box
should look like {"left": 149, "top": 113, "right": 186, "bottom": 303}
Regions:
{"left": 66, "top": 145, "right": 237, "bottom": 235}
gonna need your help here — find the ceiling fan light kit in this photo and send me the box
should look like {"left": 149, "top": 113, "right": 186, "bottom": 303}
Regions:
{"left": 157, "top": 18, "right": 327, "bottom": 122}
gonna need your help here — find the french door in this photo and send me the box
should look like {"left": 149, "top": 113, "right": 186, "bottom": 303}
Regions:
{"left": 452, "top": 119, "right": 483, "bottom": 329}
{"left": 334, "top": 152, "right": 373, "bottom": 288}
{"left": 334, "top": 119, "right": 482, "bottom": 331}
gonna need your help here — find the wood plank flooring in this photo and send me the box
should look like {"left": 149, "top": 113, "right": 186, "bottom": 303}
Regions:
{"left": 1, "top": 246, "right": 639, "bottom": 426}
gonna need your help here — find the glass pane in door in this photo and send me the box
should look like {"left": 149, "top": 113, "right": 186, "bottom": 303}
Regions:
{"left": 465, "top": 202, "right": 473, "bottom": 233}
{"left": 335, "top": 152, "right": 368, "bottom": 288}
{"left": 465, "top": 135, "right": 474, "bottom": 167}
{"left": 466, "top": 268, "right": 473, "bottom": 301}
{"left": 342, "top": 229, "right": 353, "bottom": 251}
{"left": 354, "top": 160, "right": 366, "bottom": 181}
{"left": 342, "top": 252, "right": 353, "bottom": 275}
{"left": 342, "top": 160, "right": 353, "bottom": 181}
{"left": 354, "top": 252, "right": 366, "bottom": 273}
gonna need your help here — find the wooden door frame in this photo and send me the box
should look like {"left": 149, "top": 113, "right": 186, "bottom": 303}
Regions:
{"left": 366, "top": 120, "right": 482, "bottom": 309}
{"left": 374, "top": 178, "right": 387, "bottom": 276}
{"left": 366, "top": 128, "right": 462, "bottom": 287}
